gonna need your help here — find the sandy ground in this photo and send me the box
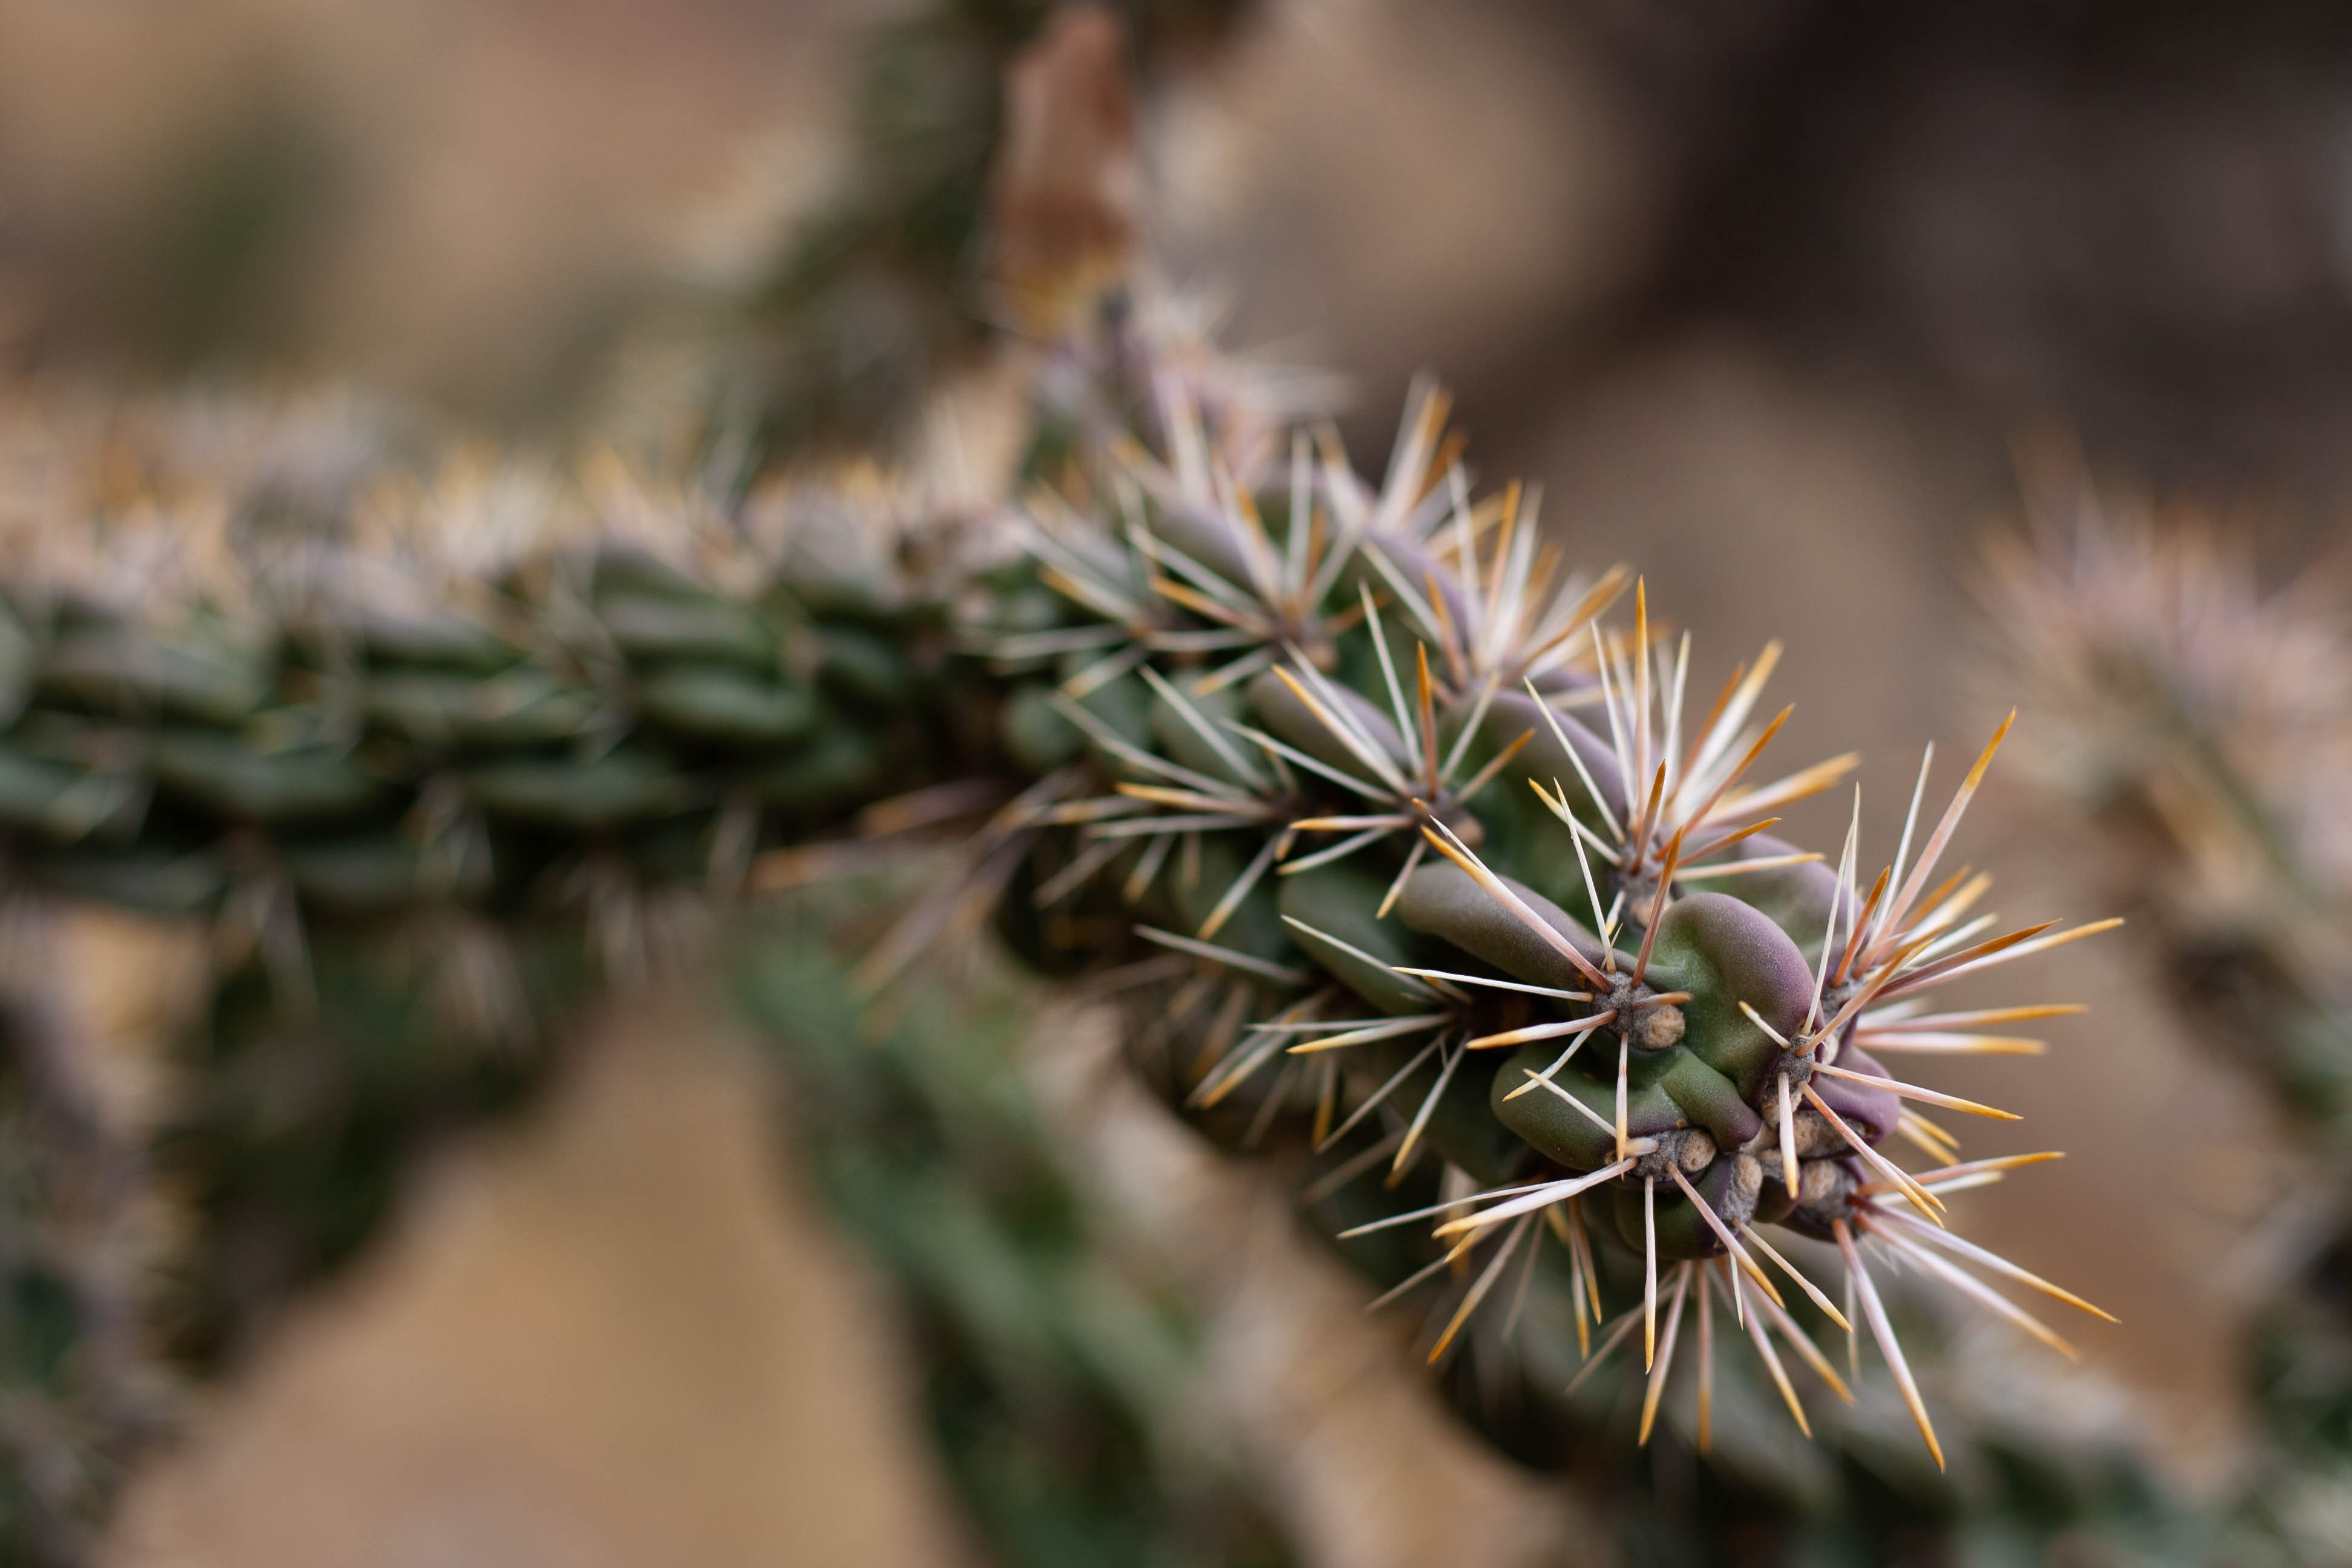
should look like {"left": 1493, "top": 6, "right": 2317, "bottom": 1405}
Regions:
{"left": 102, "top": 999, "right": 978, "bottom": 1568}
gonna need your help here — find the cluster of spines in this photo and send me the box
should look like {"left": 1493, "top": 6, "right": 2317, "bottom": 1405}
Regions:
{"left": 984, "top": 376, "right": 2122, "bottom": 1468}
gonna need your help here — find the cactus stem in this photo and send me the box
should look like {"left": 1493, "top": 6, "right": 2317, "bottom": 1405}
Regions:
{"left": 1420, "top": 820, "right": 1612, "bottom": 990}
{"left": 1512, "top": 1065, "right": 1629, "bottom": 1142}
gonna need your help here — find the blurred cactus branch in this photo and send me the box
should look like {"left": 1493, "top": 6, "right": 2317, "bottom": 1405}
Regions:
{"left": 1982, "top": 448, "right": 2352, "bottom": 1562}
{"left": 705, "top": 0, "right": 1250, "bottom": 463}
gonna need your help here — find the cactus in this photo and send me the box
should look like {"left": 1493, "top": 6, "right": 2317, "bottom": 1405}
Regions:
{"left": 965, "top": 367, "right": 2128, "bottom": 1472}
{"left": 0, "top": 10, "right": 2186, "bottom": 1562}
{"left": 731, "top": 886, "right": 1297, "bottom": 1568}
{"left": 1982, "top": 469, "right": 2352, "bottom": 1564}
{"left": 0, "top": 321, "right": 2106, "bottom": 1420}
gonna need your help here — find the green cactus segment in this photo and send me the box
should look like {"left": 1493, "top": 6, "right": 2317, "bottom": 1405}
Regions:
{"left": 1400, "top": 1050, "right": 1531, "bottom": 1189}
{"left": 1395, "top": 862, "right": 1605, "bottom": 994}
{"left": 0, "top": 561, "right": 996, "bottom": 935}
{"left": 1634, "top": 892, "right": 1814, "bottom": 1102}
{"left": 1246, "top": 668, "right": 1406, "bottom": 786}
{"left": 1707, "top": 831, "right": 1848, "bottom": 953}
{"left": 1493, "top": 1042, "right": 1681, "bottom": 1171}
{"left": 1609, "top": 1152, "right": 1759, "bottom": 1260}
{"left": 1457, "top": 690, "right": 1624, "bottom": 907}
{"left": 1379, "top": 860, "right": 1787, "bottom": 1173}
{"left": 1146, "top": 684, "right": 1255, "bottom": 788}
{"left": 1275, "top": 864, "right": 1437, "bottom": 1018}
{"left": 632, "top": 668, "right": 823, "bottom": 745}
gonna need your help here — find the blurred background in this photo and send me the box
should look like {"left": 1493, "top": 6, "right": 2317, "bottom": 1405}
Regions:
{"left": 5, "top": 0, "right": 2351, "bottom": 1562}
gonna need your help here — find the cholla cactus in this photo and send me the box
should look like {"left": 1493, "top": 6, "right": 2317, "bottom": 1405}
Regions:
{"left": 0, "top": 10, "right": 2168, "bottom": 1558}
{"left": 1982, "top": 466, "right": 2352, "bottom": 1564}
{"left": 0, "top": 294, "right": 2118, "bottom": 1508}
{"left": 967, "top": 365, "right": 2123, "bottom": 1472}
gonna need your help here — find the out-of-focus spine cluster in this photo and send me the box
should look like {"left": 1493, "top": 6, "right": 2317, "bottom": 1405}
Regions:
{"left": 1984, "top": 468, "right": 2352, "bottom": 1563}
